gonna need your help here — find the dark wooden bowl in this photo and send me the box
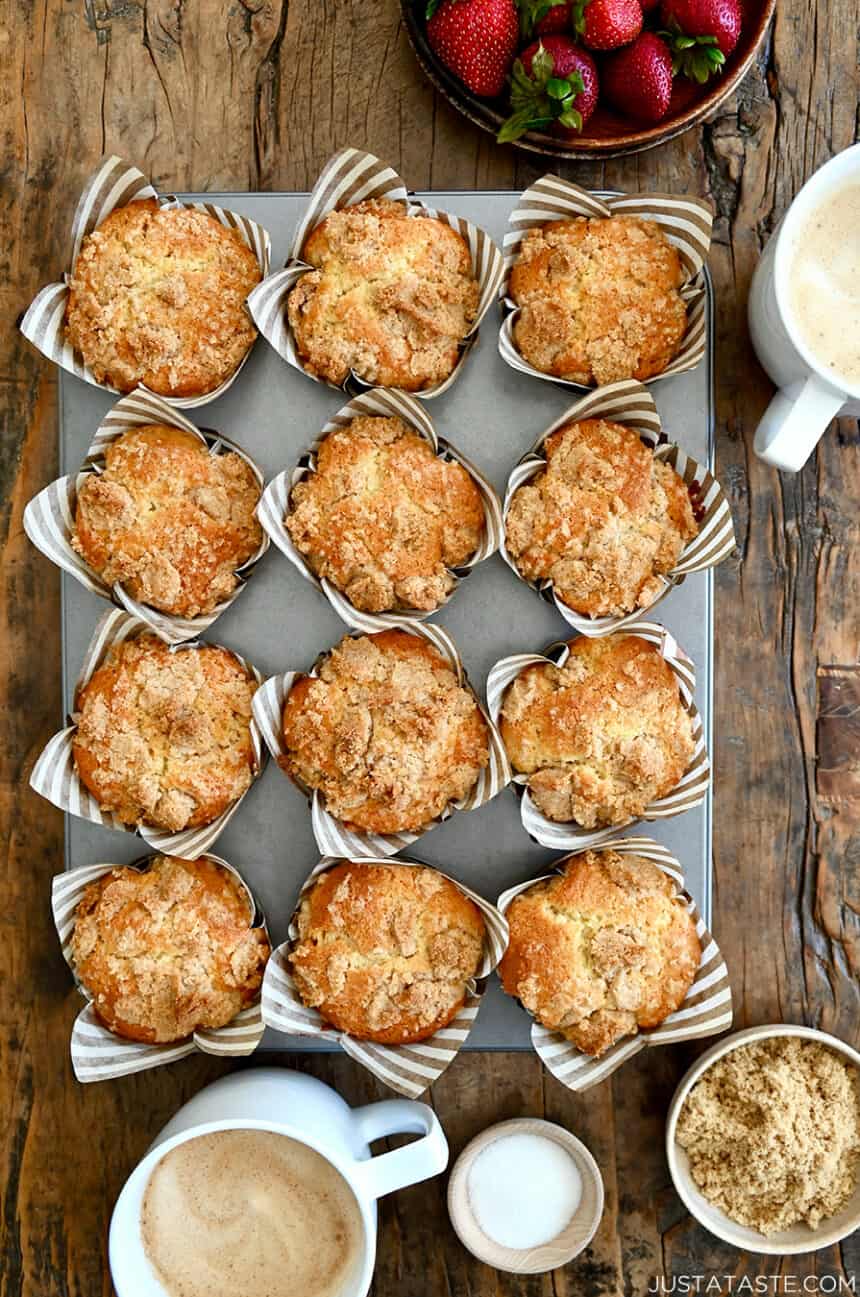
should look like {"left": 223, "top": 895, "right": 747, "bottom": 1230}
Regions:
{"left": 401, "top": 0, "right": 776, "bottom": 158}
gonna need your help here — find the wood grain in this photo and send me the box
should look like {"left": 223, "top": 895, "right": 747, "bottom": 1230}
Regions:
{"left": 1, "top": 0, "right": 859, "bottom": 1293}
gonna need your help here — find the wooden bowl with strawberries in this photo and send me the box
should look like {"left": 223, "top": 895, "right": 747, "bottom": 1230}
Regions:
{"left": 401, "top": 0, "right": 776, "bottom": 158}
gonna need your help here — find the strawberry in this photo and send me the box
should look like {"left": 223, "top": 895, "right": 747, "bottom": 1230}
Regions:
{"left": 640, "top": 0, "right": 660, "bottom": 9}
{"left": 601, "top": 31, "right": 674, "bottom": 122}
{"left": 516, "top": 0, "right": 572, "bottom": 38}
{"left": 426, "top": 0, "right": 519, "bottom": 98}
{"left": 659, "top": 0, "right": 742, "bottom": 81}
{"left": 573, "top": 0, "right": 643, "bottom": 49}
{"left": 498, "top": 36, "right": 598, "bottom": 142}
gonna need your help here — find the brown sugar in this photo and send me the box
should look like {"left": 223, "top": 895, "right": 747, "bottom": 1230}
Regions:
{"left": 676, "top": 1036, "right": 860, "bottom": 1235}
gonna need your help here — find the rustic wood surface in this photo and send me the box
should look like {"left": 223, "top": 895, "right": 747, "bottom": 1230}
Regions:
{"left": 2, "top": 1, "right": 859, "bottom": 1293}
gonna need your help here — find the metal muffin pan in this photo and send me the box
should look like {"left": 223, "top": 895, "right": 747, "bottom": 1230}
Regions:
{"left": 59, "top": 190, "right": 716, "bottom": 1051}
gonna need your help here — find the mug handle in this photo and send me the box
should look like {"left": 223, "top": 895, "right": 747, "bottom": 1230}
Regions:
{"left": 351, "top": 1100, "right": 449, "bottom": 1199}
{"left": 754, "top": 374, "right": 845, "bottom": 473}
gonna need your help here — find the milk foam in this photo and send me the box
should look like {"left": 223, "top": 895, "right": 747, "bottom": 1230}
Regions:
{"left": 141, "top": 1131, "right": 364, "bottom": 1297}
{"left": 787, "top": 181, "right": 860, "bottom": 386}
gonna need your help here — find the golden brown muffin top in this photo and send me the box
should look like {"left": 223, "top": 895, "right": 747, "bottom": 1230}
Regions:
{"left": 73, "top": 633, "right": 257, "bottom": 832}
{"left": 281, "top": 630, "right": 490, "bottom": 835}
{"left": 499, "top": 849, "right": 701, "bottom": 1056}
{"left": 505, "top": 418, "right": 698, "bottom": 617}
{"left": 500, "top": 635, "right": 695, "bottom": 828}
{"left": 286, "top": 199, "right": 479, "bottom": 391}
{"left": 286, "top": 415, "right": 485, "bottom": 613}
{"left": 71, "top": 855, "right": 270, "bottom": 1044}
{"left": 289, "top": 861, "right": 486, "bottom": 1044}
{"left": 65, "top": 199, "right": 261, "bottom": 397}
{"left": 509, "top": 216, "right": 687, "bottom": 386}
{"left": 72, "top": 425, "right": 263, "bottom": 619}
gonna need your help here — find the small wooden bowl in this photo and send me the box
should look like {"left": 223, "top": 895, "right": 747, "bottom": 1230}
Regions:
{"left": 401, "top": 0, "right": 776, "bottom": 159}
{"left": 447, "top": 1118, "right": 604, "bottom": 1273}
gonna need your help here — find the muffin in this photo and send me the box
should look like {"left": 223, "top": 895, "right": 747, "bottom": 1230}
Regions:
{"left": 505, "top": 418, "right": 699, "bottom": 618}
{"left": 508, "top": 216, "right": 688, "bottom": 385}
{"left": 286, "top": 415, "right": 485, "bottom": 613}
{"left": 72, "top": 425, "right": 263, "bottom": 618}
{"left": 281, "top": 629, "right": 490, "bottom": 835}
{"left": 65, "top": 199, "right": 261, "bottom": 397}
{"left": 71, "top": 854, "right": 270, "bottom": 1043}
{"left": 289, "top": 861, "right": 486, "bottom": 1043}
{"left": 73, "top": 633, "right": 258, "bottom": 832}
{"left": 500, "top": 634, "right": 695, "bottom": 828}
{"left": 499, "top": 849, "right": 701, "bottom": 1056}
{"left": 286, "top": 199, "right": 479, "bottom": 391}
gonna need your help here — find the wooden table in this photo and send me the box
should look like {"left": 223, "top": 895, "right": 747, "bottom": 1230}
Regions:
{"left": 2, "top": 2, "right": 859, "bottom": 1292}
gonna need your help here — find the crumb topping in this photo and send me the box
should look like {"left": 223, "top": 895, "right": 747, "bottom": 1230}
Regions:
{"left": 505, "top": 418, "right": 698, "bottom": 617}
{"left": 73, "top": 425, "right": 262, "bottom": 618}
{"left": 509, "top": 216, "right": 688, "bottom": 385}
{"left": 65, "top": 200, "right": 261, "bottom": 397}
{"left": 290, "top": 861, "right": 485, "bottom": 1043}
{"left": 287, "top": 199, "right": 479, "bottom": 391}
{"left": 500, "top": 634, "right": 695, "bottom": 828}
{"left": 71, "top": 854, "right": 270, "bottom": 1043}
{"left": 677, "top": 1038, "right": 860, "bottom": 1235}
{"left": 499, "top": 849, "right": 701, "bottom": 1055}
{"left": 73, "top": 633, "right": 257, "bottom": 831}
{"left": 287, "top": 415, "right": 485, "bottom": 613}
{"left": 281, "top": 630, "right": 490, "bottom": 835}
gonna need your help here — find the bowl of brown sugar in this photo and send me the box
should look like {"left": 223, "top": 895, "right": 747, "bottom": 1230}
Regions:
{"left": 666, "top": 1024, "right": 860, "bottom": 1254}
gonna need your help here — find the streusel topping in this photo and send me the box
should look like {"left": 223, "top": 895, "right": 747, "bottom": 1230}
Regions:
{"left": 505, "top": 418, "right": 698, "bottom": 617}
{"left": 287, "top": 415, "right": 485, "bottom": 612}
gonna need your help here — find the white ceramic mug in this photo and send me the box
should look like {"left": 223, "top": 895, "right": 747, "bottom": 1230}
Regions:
{"left": 748, "top": 142, "right": 860, "bottom": 472}
{"left": 109, "top": 1068, "right": 449, "bottom": 1297}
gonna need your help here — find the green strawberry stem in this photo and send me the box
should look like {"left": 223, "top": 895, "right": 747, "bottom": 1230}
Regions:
{"left": 515, "top": 0, "right": 555, "bottom": 39}
{"left": 498, "top": 45, "right": 585, "bottom": 142}
{"left": 660, "top": 22, "right": 726, "bottom": 82}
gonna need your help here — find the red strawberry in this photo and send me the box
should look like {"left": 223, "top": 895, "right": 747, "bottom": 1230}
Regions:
{"left": 516, "top": 0, "right": 572, "bottom": 37}
{"left": 497, "top": 36, "right": 598, "bottom": 142}
{"left": 573, "top": 0, "right": 643, "bottom": 49}
{"left": 426, "top": 0, "right": 519, "bottom": 98}
{"left": 640, "top": 0, "right": 660, "bottom": 9}
{"left": 659, "top": 0, "right": 741, "bottom": 81}
{"left": 602, "top": 31, "right": 673, "bottom": 122}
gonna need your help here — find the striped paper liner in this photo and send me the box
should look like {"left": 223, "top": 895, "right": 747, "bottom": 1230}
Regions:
{"left": 498, "top": 176, "right": 713, "bottom": 391}
{"left": 496, "top": 836, "right": 733, "bottom": 1092}
{"left": 251, "top": 623, "right": 511, "bottom": 858}
{"left": 500, "top": 378, "right": 736, "bottom": 636}
{"left": 486, "top": 622, "right": 710, "bottom": 850}
{"left": 19, "top": 155, "right": 272, "bottom": 409}
{"left": 257, "top": 386, "right": 503, "bottom": 633}
{"left": 262, "top": 855, "right": 509, "bottom": 1097}
{"left": 23, "top": 387, "right": 270, "bottom": 646}
{"left": 52, "top": 853, "right": 268, "bottom": 1082}
{"left": 30, "top": 609, "right": 266, "bottom": 859}
{"left": 246, "top": 147, "right": 504, "bottom": 401}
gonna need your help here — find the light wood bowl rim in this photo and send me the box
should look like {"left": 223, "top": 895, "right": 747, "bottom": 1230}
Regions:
{"left": 446, "top": 1117, "right": 605, "bottom": 1273}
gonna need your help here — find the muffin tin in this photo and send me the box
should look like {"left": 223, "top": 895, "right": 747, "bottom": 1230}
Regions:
{"left": 56, "top": 188, "right": 717, "bottom": 1052}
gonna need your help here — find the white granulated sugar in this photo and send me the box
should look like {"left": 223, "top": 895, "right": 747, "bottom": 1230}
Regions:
{"left": 467, "top": 1132, "right": 583, "bottom": 1250}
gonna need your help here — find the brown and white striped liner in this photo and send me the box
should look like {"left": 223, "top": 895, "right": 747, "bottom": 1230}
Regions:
{"left": 498, "top": 176, "right": 713, "bottom": 390}
{"left": 257, "top": 386, "right": 503, "bottom": 633}
{"left": 246, "top": 147, "right": 505, "bottom": 401}
{"left": 251, "top": 622, "right": 511, "bottom": 858}
{"left": 262, "top": 855, "right": 509, "bottom": 1097}
{"left": 496, "top": 836, "right": 732, "bottom": 1092}
{"left": 52, "top": 853, "right": 268, "bottom": 1082}
{"left": 23, "top": 388, "right": 270, "bottom": 645}
{"left": 501, "top": 378, "right": 736, "bottom": 636}
{"left": 30, "top": 609, "right": 266, "bottom": 859}
{"left": 486, "top": 622, "right": 710, "bottom": 851}
{"left": 19, "top": 155, "right": 272, "bottom": 409}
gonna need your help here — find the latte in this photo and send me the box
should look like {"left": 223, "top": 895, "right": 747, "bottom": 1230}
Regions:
{"left": 786, "top": 181, "right": 860, "bottom": 386}
{"left": 141, "top": 1130, "right": 364, "bottom": 1297}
